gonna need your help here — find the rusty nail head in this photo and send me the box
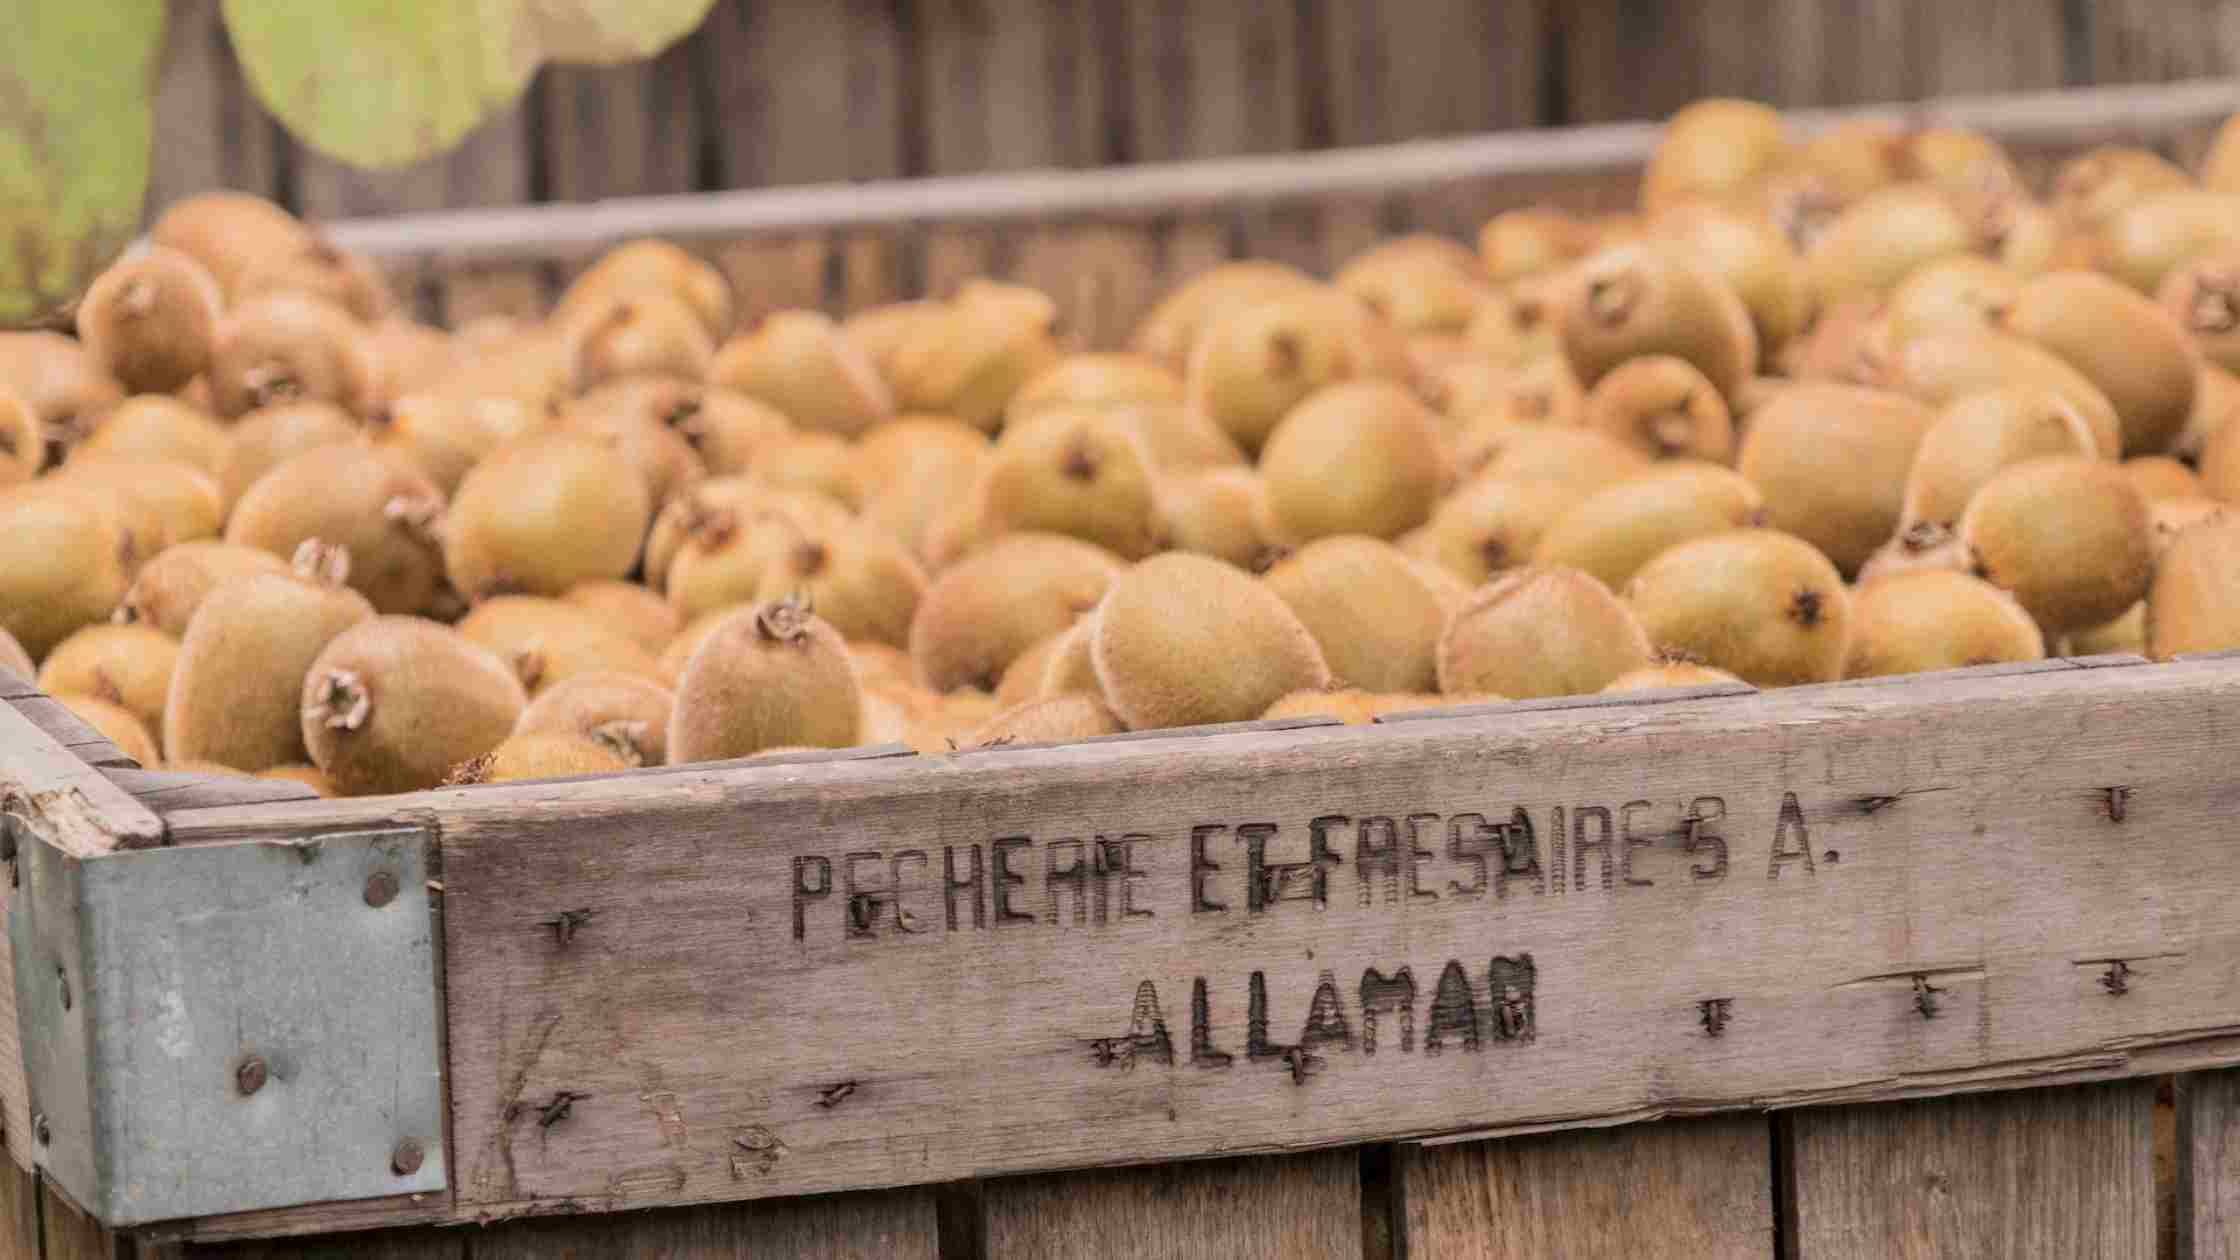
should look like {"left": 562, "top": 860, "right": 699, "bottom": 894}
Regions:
{"left": 236, "top": 1056, "right": 268, "bottom": 1096}
{"left": 391, "top": 1138, "right": 425, "bottom": 1176}
{"left": 364, "top": 870, "right": 399, "bottom": 908}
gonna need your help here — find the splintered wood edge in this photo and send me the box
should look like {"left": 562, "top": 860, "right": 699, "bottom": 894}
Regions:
{"left": 0, "top": 685, "right": 164, "bottom": 858}
{"left": 312, "top": 77, "right": 2240, "bottom": 263}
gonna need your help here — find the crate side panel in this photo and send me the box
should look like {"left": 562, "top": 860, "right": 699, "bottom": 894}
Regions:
{"left": 983, "top": 1148, "right": 1361, "bottom": 1260}
{"left": 2180, "top": 1068, "right": 2240, "bottom": 1258}
{"left": 469, "top": 1185, "right": 938, "bottom": 1259}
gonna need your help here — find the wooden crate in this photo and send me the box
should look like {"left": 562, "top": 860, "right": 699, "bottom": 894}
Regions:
{"left": 11, "top": 76, "right": 2240, "bottom": 1260}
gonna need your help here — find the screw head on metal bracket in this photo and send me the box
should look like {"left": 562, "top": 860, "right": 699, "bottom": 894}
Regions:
{"left": 363, "top": 871, "right": 400, "bottom": 908}
{"left": 236, "top": 1057, "right": 268, "bottom": 1097}
{"left": 391, "top": 1137, "right": 425, "bottom": 1176}
{"left": 33, "top": 1114, "right": 48, "bottom": 1147}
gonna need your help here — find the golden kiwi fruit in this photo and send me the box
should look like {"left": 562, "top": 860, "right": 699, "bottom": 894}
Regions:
{"left": 76, "top": 248, "right": 223, "bottom": 394}
{"left": 1580, "top": 355, "right": 1734, "bottom": 462}
{"left": 0, "top": 628, "right": 32, "bottom": 679}
{"left": 1882, "top": 255, "right": 2022, "bottom": 343}
{"left": 1999, "top": 270, "right": 2198, "bottom": 457}
{"left": 163, "top": 562, "right": 375, "bottom": 772}
{"left": 1446, "top": 353, "right": 1586, "bottom": 433}
{"left": 0, "top": 482, "right": 141, "bottom": 660}
{"left": 1453, "top": 419, "right": 1647, "bottom": 499}
{"left": 1647, "top": 202, "right": 1813, "bottom": 348}
{"left": 234, "top": 238, "right": 395, "bottom": 325}
{"left": 147, "top": 193, "right": 312, "bottom": 300}
{"left": 1184, "top": 287, "right": 1411, "bottom": 454}
{"left": 1403, "top": 476, "right": 1578, "bottom": 588}
{"left": 1437, "top": 567, "right": 1652, "bottom": 699}
{"left": 1641, "top": 98, "right": 1788, "bottom": 212}
{"left": 60, "top": 457, "right": 226, "bottom": 546}
{"left": 569, "top": 293, "right": 716, "bottom": 392}
{"left": 2092, "top": 191, "right": 2240, "bottom": 295}
{"left": 1131, "top": 261, "right": 1320, "bottom": 370}
{"left": 38, "top": 623, "right": 179, "bottom": 734}
{"left": 2158, "top": 251, "right": 2240, "bottom": 375}
{"left": 2145, "top": 514, "right": 2240, "bottom": 658}
{"left": 1557, "top": 243, "right": 1758, "bottom": 400}
{"left": 1901, "top": 385, "right": 2102, "bottom": 530}
{"left": 208, "top": 294, "right": 381, "bottom": 419}
{"left": 114, "top": 540, "right": 293, "bottom": 637}
{"left": 0, "top": 390, "right": 43, "bottom": 486}
{"left": 965, "top": 693, "right": 1125, "bottom": 748}
{"left": 842, "top": 301, "right": 944, "bottom": 381}
{"left": 1478, "top": 208, "right": 1595, "bottom": 284}
{"left": 1737, "top": 383, "right": 1934, "bottom": 576}
{"left": 1535, "top": 463, "right": 1764, "bottom": 593}
{"left": 73, "top": 395, "right": 231, "bottom": 481}
{"left": 447, "top": 733, "right": 631, "bottom": 785}
{"left": 711, "top": 310, "right": 895, "bottom": 438}
{"left": 850, "top": 416, "right": 993, "bottom": 557}
{"left": 1601, "top": 660, "right": 1747, "bottom": 692}
{"left": 562, "top": 580, "right": 679, "bottom": 656}
{"left": 1844, "top": 570, "right": 2046, "bottom": 678}
{"left": 908, "top": 532, "right": 1123, "bottom": 693}
{"left": 976, "top": 407, "right": 1162, "bottom": 559}
{"left": 642, "top": 479, "right": 851, "bottom": 590}
{"left": 994, "top": 624, "right": 1076, "bottom": 709}
{"left": 1090, "top": 552, "right": 1330, "bottom": 730}
{"left": 255, "top": 764, "right": 337, "bottom": 795}
{"left": 457, "top": 596, "right": 664, "bottom": 696}
{"left": 634, "top": 382, "right": 796, "bottom": 478}
{"left": 675, "top": 516, "right": 928, "bottom": 648}
{"left": 559, "top": 385, "right": 710, "bottom": 510}
{"left": 1872, "top": 328, "right": 2124, "bottom": 459}
{"left": 1959, "top": 456, "right": 2153, "bottom": 634}
{"left": 2123, "top": 456, "right": 2206, "bottom": 502}
{"left": 552, "top": 239, "right": 732, "bottom": 340}
{"left": 0, "top": 332, "right": 125, "bottom": 456}
{"left": 226, "top": 444, "right": 447, "bottom": 615}
{"left": 1259, "top": 381, "right": 1447, "bottom": 542}
{"left": 2052, "top": 147, "right": 2194, "bottom": 233}
{"left": 1157, "top": 467, "right": 1277, "bottom": 571}
{"left": 885, "top": 282, "right": 1065, "bottom": 432}
{"left": 51, "top": 692, "right": 159, "bottom": 767}
{"left": 668, "top": 600, "right": 863, "bottom": 762}
{"left": 302, "top": 616, "right": 528, "bottom": 795}
{"left": 1806, "top": 183, "right": 1980, "bottom": 309}
{"left": 443, "top": 434, "right": 653, "bottom": 600}
{"left": 1333, "top": 236, "right": 1490, "bottom": 335}
{"left": 1262, "top": 536, "right": 1453, "bottom": 693}
{"left": 1625, "top": 529, "right": 1851, "bottom": 687}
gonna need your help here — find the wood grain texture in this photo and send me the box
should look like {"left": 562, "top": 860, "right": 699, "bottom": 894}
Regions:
{"left": 982, "top": 1149, "right": 1360, "bottom": 1259}
{"left": 9, "top": 697, "right": 137, "bottom": 772}
{"left": 0, "top": 686, "right": 166, "bottom": 855}
{"left": 2180, "top": 1069, "right": 2240, "bottom": 1257}
{"left": 290, "top": 100, "right": 534, "bottom": 222}
{"left": 1124, "top": 0, "right": 1308, "bottom": 162}
{"left": 1402, "top": 1115, "right": 1775, "bottom": 1258}
{"left": 148, "top": 657, "right": 2240, "bottom": 1232}
{"left": 469, "top": 1186, "right": 937, "bottom": 1259}
{"left": 918, "top": 0, "right": 1117, "bottom": 174}
{"left": 101, "top": 769, "right": 318, "bottom": 815}
{"left": 0, "top": 1162, "right": 34, "bottom": 1260}
{"left": 42, "top": 1179, "right": 116, "bottom": 1260}
{"left": 1783, "top": 1081, "right": 2156, "bottom": 1258}
{"left": 702, "top": 0, "right": 906, "bottom": 188}
{"left": 145, "top": 0, "right": 284, "bottom": 215}
{"left": 540, "top": 46, "right": 702, "bottom": 206}
{"left": 149, "top": 1224, "right": 465, "bottom": 1260}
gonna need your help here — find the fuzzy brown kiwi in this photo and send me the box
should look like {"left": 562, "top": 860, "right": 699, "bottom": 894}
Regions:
{"left": 907, "top": 533, "right": 1123, "bottom": 693}
{"left": 0, "top": 332, "right": 125, "bottom": 458}
{"left": 114, "top": 541, "right": 291, "bottom": 637}
{"left": 357, "top": 391, "right": 494, "bottom": 496}
{"left": 608, "top": 381, "right": 795, "bottom": 479}
{"left": 1557, "top": 243, "right": 1758, "bottom": 401}
{"left": 2069, "top": 603, "right": 2147, "bottom": 656}
{"left": 76, "top": 248, "right": 223, "bottom": 395}
{"left": 1901, "top": 385, "right": 2102, "bottom": 530}
{"left": 0, "top": 390, "right": 41, "bottom": 486}
{"left": 1090, "top": 553, "right": 1330, "bottom": 730}
{"left": 1882, "top": 256, "right": 2022, "bottom": 343}
{"left": 842, "top": 301, "right": 944, "bottom": 381}
{"left": 1008, "top": 353, "right": 1183, "bottom": 422}
{"left": 164, "top": 559, "right": 374, "bottom": 772}
{"left": 562, "top": 580, "right": 680, "bottom": 657}
{"left": 2150, "top": 499, "right": 2229, "bottom": 554}
{"left": 1260, "top": 381, "right": 1448, "bottom": 543}
{"left": 2180, "top": 363, "right": 2240, "bottom": 463}
{"left": 458, "top": 596, "right": 665, "bottom": 696}
{"left": 1624, "top": 529, "right": 1852, "bottom": 687}
{"left": 1641, "top": 98, "right": 1788, "bottom": 212}
{"left": 60, "top": 457, "right": 226, "bottom": 546}
{"left": 965, "top": 693, "right": 1124, "bottom": 748}
{"left": 208, "top": 294, "right": 380, "bottom": 419}
{"left": 712, "top": 310, "right": 896, "bottom": 438}
{"left": 220, "top": 399, "right": 369, "bottom": 506}
{"left": 553, "top": 240, "right": 733, "bottom": 341}
{"left": 1601, "top": 661, "right": 1747, "bottom": 693}
{"left": 1857, "top": 521, "right": 1969, "bottom": 584}
{"left": 1130, "top": 261, "right": 1320, "bottom": 370}
{"left": 921, "top": 494, "right": 994, "bottom": 571}
{"left": 558, "top": 389, "right": 709, "bottom": 511}
{"left": 1998, "top": 270, "right": 2198, "bottom": 457}
{"left": 38, "top": 623, "right": 179, "bottom": 734}
{"left": 1436, "top": 567, "right": 1653, "bottom": 699}
{"left": 1647, "top": 203, "right": 1813, "bottom": 349}
{"left": 2200, "top": 398, "right": 2240, "bottom": 503}
{"left": 369, "top": 318, "right": 460, "bottom": 399}
{"left": 226, "top": 444, "right": 446, "bottom": 615}
{"left": 994, "top": 625, "right": 1075, "bottom": 709}
{"left": 2157, "top": 251, "right": 2240, "bottom": 375}
{"left": 1260, "top": 689, "right": 1397, "bottom": 725}
{"left": 569, "top": 293, "right": 716, "bottom": 393}
{"left": 2051, "top": 147, "right": 2193, "bottom": 233}
{"left": 1477, "top": 208, "right": 1595, "bottom": 283}
{"left": 234, "top": 238, "right": 395, "bottom": 324}
{"left": 1157, "top": 467, "right": 1276, "bottom": 571}
{"left": 1793, "top": 121, "right": 1902, "bottom": 201}
{"left": 1333, "top": 236, "right": 1491, "bottom": 336}
{"left": 1896, "top": 127, "right": 2022, "bottom": 204}
{"left": 1579, "top": 355, "right": 1734, "bottom": 462}
{"left": 2092, "top": 191, "right": 2240, "bottom": 294}
{"left": 1874, "top": 328, "right": 2125, "bottom": 459}
{"left": 0, "top": 482, "right": 140, "bottom": 660}
{"left": 746, "top": 430, "right": 857, "bottom": 506}
{"left": 301, "top": 616, "right": 528, "bottom": 795}
{"left": 642, "top": 479, "right": 852, "bottom": 590}
{"left": 2124, "top": 456, "right": 2207, "bottom": 502}
{"left": 443, "top": 434, "right": 653, "bottom": 601}
{"left": 73, "top": 395, "right": 230, "bottom": 486}
{"left": 1462, "top": 280, "right": 1564, "bottom": 369}
{"left": 1183, "top": 287, "right": 1413, "bottom": 455}
{"left": 447, "top": 732, "right": 631, "bottom": 785}
{"left": 1737, "top": 384, "right": 1934, "bottom": 577}
{"left": 147, "top": 193, "right": 312, "bottom": 300}
{"left": 671, "top": 515, "right": 928, "bottom": 648}
{"left": 657, "top": 606, "right": 740, "bottom": 686}
{"left": 1444, "top": 354, "right": 1585, "bottom": 434}
{"left": 2145, "top": 514, "right": 2240, "bottom": 658}
{"left": 1402, "top": 477, "right": 1577, "bottom": 588}
{"left": 849, "top": 416, "right": 993, "bottom": 556}
{"left": 1535, "top": 463, "right": 1764, "bottom": 592}
{"left": 1261, "top": 536, "right": 1452, "bottom": 693}
{"left": 977, "top": 407, "right": 1162, "bottom": 559}
{"left": 1959, "top": 456, "right": 2153, "bottom": 634}
{"left": 1452, "top": 419, "right": 1647, "bottom": 499}
{"left": 1805, "top": 183, "right": 1980, "bottom": 310}
{"left": 1033, "top": 616, "right": 1104, "bottom": 701}
{"left": 1844, "top": 570, "right": 2046, "bottom": 679}
{"left": 51, "top": 692, "right": 159, "bottom": 766}
{"left": 667, "top": 601, "right": 862, "bottom": 762}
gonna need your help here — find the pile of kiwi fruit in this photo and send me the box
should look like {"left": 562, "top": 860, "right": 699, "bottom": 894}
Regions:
{"left": 6, "top": 100, "right": 2240, "bottom": 797}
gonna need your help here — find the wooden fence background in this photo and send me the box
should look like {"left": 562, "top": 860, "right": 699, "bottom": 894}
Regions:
{"left": 153, "top": 0, "right": 2240, "bottom": 225}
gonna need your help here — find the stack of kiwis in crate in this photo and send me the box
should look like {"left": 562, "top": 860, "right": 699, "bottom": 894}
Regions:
{"left": 5, "top": 97, "right": 2240, "bottom": 797}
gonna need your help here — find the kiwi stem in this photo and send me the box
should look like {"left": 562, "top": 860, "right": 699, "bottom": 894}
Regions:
{"left": 306, "top": 668, "right": 371, "bottom": 731}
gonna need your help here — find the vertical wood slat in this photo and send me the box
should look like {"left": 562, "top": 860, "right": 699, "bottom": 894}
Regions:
{"left": 0, "top": 1165, "right": 34, "bottom": 1260}
{"left": 2180, "top": 1069, "right": 2240, "bottom": 1258}
{"left": 1782, "top": 1081, "right": 2158, "bottom": 1259}
{"left": 145, "top": 0, "right": 286, "bottom": 215}
{"left": 42, "top": 1180, "right": 115, "bottom": 1260}
{"left": 701, "top": 0, "right": 908, "bottom": 189}
{"left": 917, "top": 0, "right": 1117, "bottom": 176}
{"left": 539, "top": 45, "right": 702, "bottom": 206}
{"left": 467, "top": 1187, "right": 939, "bottom": 1260}
{"left": 1400, "top": 1115, "right": 1775, "bottom": 1259}
{"left": 982, "top": 1149, "right": 1362, "bottom": 1260}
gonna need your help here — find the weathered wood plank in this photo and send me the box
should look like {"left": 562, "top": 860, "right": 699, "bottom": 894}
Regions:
{"left": 145, "top": 0, "right": 285, "bottom": 216}
{"left": 8, "top": 697, "right": 136, "bottom": 771}
{"left": 1401, "top": 1115, "right": 1774, "bottom": 1258}
{"left": 1125, "top": 0, "right": 1308, "bottom": 163}
{"left": 42, "top": 1178, "right": 116, "bottom": 1260}
{"left": 0, "top": 684, "right": 165, "bottom": 856}
{"left": 469, "top": 1186, "right": 938, "bottom": 1259}
{"left": 702, "top": 0, "right": 907, "bottom": 189}
{"left": 540, "top": 45, "right": 702, "bottom": 206}
{"left": 102, "top": 769, "right": 318, "bottom": 815}
{"left": 2180, "top": 1069, "right": 2240, "bottom": 1257}
{"left": 982, "top": 1149, "right": 1361, "bottom": 1259}
{"left": 1783, "top": 1081, "right": 2157, "bottom": 1258}
{"left": 147, "top": 657, "right": 2240, "bottom": 1234}
{"left": 919, "top": 0, "right": 1115, "bottom": 175}
{"left": 146, "top": 1224, "right": 465, "bottom": 1260}
{"left": 0, "top": 1160, "right": 34, "bottom": 1260}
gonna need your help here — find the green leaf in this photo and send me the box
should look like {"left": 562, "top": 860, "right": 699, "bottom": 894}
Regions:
{"left": 525, "top": 0, "right": 718, "bottom": 64}
{"left": 222, "top": 0, "right": 541, "bottom": 170}
{"left": 225, "top": 0, "right": 716, "bottom": 171}
{"left": 0, "top": 0, "right": 165, "bottom": 326}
